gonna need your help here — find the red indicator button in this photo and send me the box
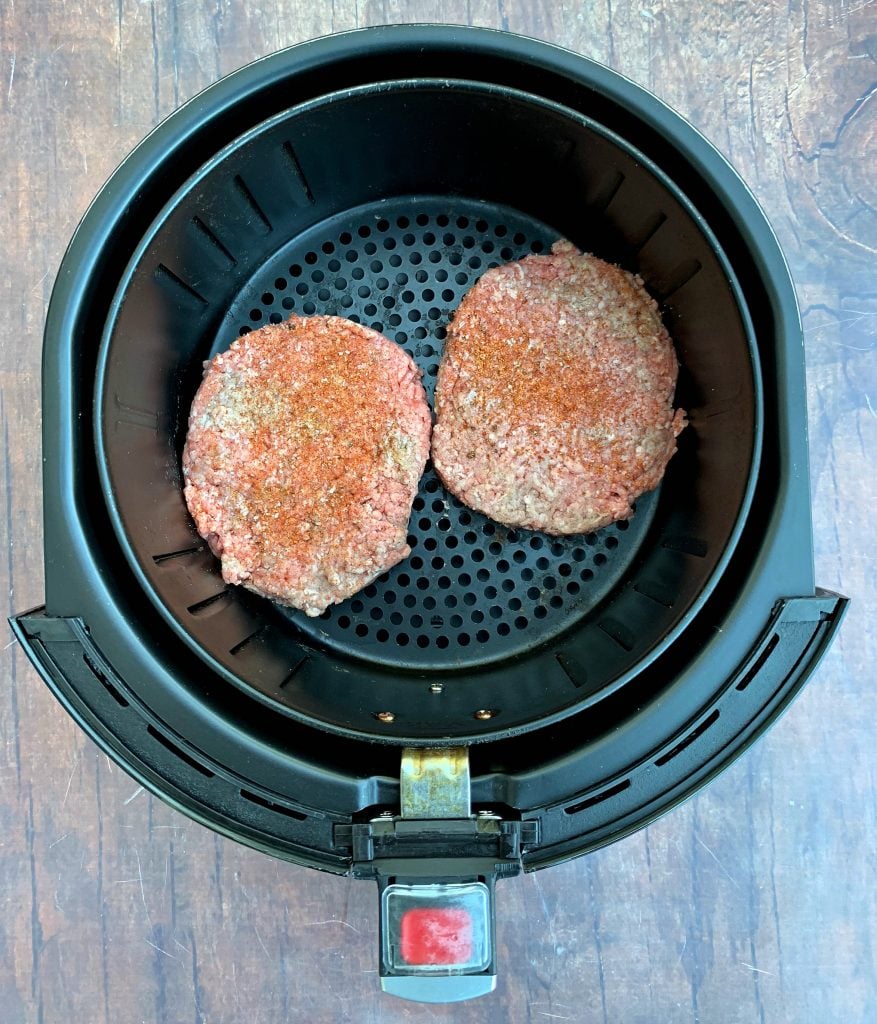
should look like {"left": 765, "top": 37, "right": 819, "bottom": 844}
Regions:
{"left": 399, "top": 907, "right": 473, "bottom": 966}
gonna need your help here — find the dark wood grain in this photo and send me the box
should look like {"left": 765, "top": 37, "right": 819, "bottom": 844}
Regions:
{"left": 1, "top": 2, "right": 875, "bottom": 1022}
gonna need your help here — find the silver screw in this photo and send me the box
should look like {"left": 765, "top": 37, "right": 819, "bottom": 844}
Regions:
{"left": 429, "top": 683, "right": 444, "bottom": 694}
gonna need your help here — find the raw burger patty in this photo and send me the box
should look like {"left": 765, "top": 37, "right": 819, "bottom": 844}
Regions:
{"left": 183, "top": 315, "right": 431, "bottom": 617}
{"left": 432, "top": 240, "right": 687, "bottom": 534}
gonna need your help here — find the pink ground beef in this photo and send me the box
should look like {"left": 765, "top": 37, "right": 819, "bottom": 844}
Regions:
{"left": 183, "top": 315, "right": 431, "bottom": 616}
{"left": 432, "top": 240, "right": 686, "bottom": 534}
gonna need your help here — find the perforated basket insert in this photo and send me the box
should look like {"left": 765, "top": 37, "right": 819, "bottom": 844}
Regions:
{"left": 214, "top": 197, "right": 659, "bottom": 667}
{"left": 96, "top": 81, "right": 758, "bottom": 741}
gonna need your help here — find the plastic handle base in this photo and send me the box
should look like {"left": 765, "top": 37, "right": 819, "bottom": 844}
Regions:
{"left": 381, "top": 974, "right": 497, "bottom": 1003}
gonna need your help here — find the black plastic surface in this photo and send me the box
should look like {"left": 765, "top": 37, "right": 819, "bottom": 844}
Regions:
{"left": 11, "top": 591, "right": 848, "bottom": 872}
{"left": 94, "top": 81, "right": 759, "bottom": 740}
{"left": 24, "top": 26, "right": 841, "bottom": 866}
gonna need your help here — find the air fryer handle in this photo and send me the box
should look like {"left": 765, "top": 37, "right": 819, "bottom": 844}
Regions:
{"left": 375, "top": 870, "right": 499, "bottom": 1003}
{"left": 339, "top": 814, "right": 538, "bottom": 1002}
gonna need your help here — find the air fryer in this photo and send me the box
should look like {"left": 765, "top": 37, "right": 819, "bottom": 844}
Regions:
{"left": 12, "top": 26, "right": 847, "bottom": 1004}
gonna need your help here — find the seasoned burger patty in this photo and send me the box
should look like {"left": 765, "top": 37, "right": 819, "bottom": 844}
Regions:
{"left": 183, "top": 315, "right": 431, "bottom": 616}
{"left": 432, "top": 240, "right": 686, "bottom": 534}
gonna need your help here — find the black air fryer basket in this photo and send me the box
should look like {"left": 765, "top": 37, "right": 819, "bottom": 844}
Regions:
{"left": 13, "top": 26, "right": 847, "bottom": 1003}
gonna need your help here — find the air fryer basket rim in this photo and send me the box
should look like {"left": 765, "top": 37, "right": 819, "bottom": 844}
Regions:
{"left": 91, "top": 74, "right": 763, "bottom": 744}
{"left": 33, "top": 22, "right": 816, "bottom": 755}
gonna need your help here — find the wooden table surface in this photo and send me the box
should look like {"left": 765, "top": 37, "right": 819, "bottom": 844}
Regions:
{"left": 1, "top": 2, "right": 875, "bottom": 1022}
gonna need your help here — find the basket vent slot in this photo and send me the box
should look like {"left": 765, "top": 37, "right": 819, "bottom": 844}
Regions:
{"left": 655, "top": 708, "right": 720, "bottom": 767}
{"left": 153, "top": 263, "right": 207, "bottom": 306}
{"left": 661, "top": 535, "right": 708, "bottom": 557}
{"left": 187, "top": 589, "right": 232, "bottom": 616}
{"left": 597, "top": 617, "right": 635, "bottom": 652}
{"left": 655, "top": 258, "right": 702, "bottom": 300}
{"left": 633, "top": 579, "right": 674, "bottom": 608}
{"left": 83, "top": 653, "right": 128, "bottom": 707}
{"left": 555, "top": 653, "right": 587, "bottom": 688}
{"left": 594, "top": 169, "right": 625, "bottom": 210}
{"left": 564, "top": 778, "right": 631, "bottom": 815}
{"left": 632, "top": 211, "right": 667, "bottom": 252}
{"left": 229, "top": 626, "right": 267, "bottom": 656}
{"left": 190, "top": 216, "right": 237, "bottom": 267}
{"left": 232, "top": 174, "right": 272, "bottom": 233}
{"left": 281, "top": 142, "right": 315, "bottom": 204}
{"left": 278, "top": 655, "right": 309, "bottom": 688}
{"left": 147, "top": 725, "right": 214, "bottom": 777}
{"left": 152, "top": 545, "right": 204, "bottom": 565}
{"left": 736, "top": 633, "right": 781, "bottom": 691}
{"left": 240, "top": 789, "right": 307, "bottom": 820}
